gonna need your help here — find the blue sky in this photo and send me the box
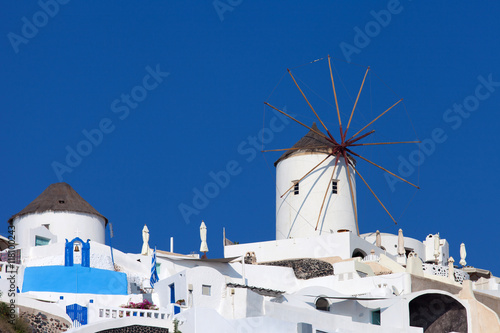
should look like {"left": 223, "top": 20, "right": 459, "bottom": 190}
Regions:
{"left": 1, "top": 2, "right": 499, "bottom": 275}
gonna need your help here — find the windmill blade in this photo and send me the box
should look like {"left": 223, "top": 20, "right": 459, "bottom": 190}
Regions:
{"left": 315, "top": 153, "right": 340, "bottom": 231}
{"left": 350, "top": 161, "right": 397, "bottom": 225}
{"left": 348, "top": 98, "right": 403, "bottom": 142}
{"left": 344, "top": 67, "right": 370, "bottom": 141}
{"left": 280, "top": 154, "right": 333, "bottom": 198}
{"left": 328, "top": 55, "right": 343, "bottom": 140}
{"left": 262, "top": 146, "right": 330, "bottom": 152}
{"left": 264, "top": 102, "right": 335, "bottom": 144}
{"left": 342, "top": 151, "right": 359, "bottom": 235}
{"left": 287, "top": 69, "right": 338, "bottom": 144}
{"left": 350, "top": 140, "right": 420, "bottom": 147}
{"left": 346, "top": 130, "right": 375, "bottom": 145}
{"left": 346, "top": 148, "right": 420, "bottom": 189}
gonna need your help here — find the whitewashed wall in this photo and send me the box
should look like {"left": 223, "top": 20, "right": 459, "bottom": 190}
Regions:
{"left": 12, "top": 211, "right": 106, "bottom": 252}
{"left": 276, "top": 152, "right": 357, "bottom": 240}
{"left": 225, "top": 232, "right": 391, "bottom": 263}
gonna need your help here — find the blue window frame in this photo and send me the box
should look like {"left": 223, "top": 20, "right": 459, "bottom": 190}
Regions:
{"left": 35, "top": 236, "right": 50, "bottom": 246}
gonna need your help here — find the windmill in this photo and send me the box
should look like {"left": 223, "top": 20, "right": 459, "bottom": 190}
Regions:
{"left": 264, "top": 55, "right": 420, "bottom": 240}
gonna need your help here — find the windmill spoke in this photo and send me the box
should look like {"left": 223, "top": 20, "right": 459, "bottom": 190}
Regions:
{"left": 348, "top": 98, "right": 403, "bottom": 141}
{"left": 351, "top": 162, "right": 397, "bottom": 225}
{"left": 343, "top": 152, "right": 359, "bottom": 235}
{"left": 346, "top": 130, "right": 375, "bottom": 145}
{"left": 344, "top": 67, "right": 370, "bottom": 141}
{"left": 315, "top": 153, "right": 340, "bottom": 231}
{"left": 262, "top": 146, "right": 330, "bottom": 152}
{"left": 264, "top": 102, "right": 335, "bottom": 143}
{"left": 280, "top": 154, "right": 333, "bottom": 198}
{"left": 287, "top": 69, "right": 337, "bottom": 144}
{"left": 346, "top": 149, "right": 420, "bottom": 189}
{"left": 350, "top": 140, "right": 421, "bottom": 147}
{"left": 328, "top": 55, "right": 343, "bottom": 140}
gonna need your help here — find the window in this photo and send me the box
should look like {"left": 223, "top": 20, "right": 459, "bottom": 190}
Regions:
{"left": 202, "top": 285, "right": 211, "bottom": 296}
{"left": 155, "top": 263, "right": 161, "bottom": 275}
{"left": 332, "top": 180, "right": 338, "bottom": 194}
{"left": 292, "top": 181, "right": 299, "bottom": 195}
{"left": 371, "top": 309, "right": 381, "bottom": 325}
{"left": 315, "top": 297, "right": 330, "bottom": 311}
{"left": 35, "top": 236, "right": 50, "bottom": 246}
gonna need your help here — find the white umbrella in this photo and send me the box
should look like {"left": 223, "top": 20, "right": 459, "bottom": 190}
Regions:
{"left": 433, "top": 233, "right": 440, "bottom": 263}
{"left": 141, "top": 225, "right": 151, "bottom": 255}
{"left": 200, "top": 221, "right": 209, "bottom": 253}
{"left": 397, "top": 229, "right": 405, "bottom": 256}
{"left": 460, "top": 243, "right": 467, "bottom": 266}
{"left": 375, "top": 230, "right": 381, "bottom": 248}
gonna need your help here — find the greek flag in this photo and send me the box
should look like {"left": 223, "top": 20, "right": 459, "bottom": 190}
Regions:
{"left": 150, "top": 247, "right": 159, "bottom": 288}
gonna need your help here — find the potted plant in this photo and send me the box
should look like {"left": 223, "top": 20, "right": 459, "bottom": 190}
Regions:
{"left": 120, "top": 299, "right": 159, "bottom": 310}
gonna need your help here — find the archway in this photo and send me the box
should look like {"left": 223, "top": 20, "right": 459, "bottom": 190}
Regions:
{"left": 65, "top": 237, "right": 90, "bottom": 267}
{"left": 352, "top": 248, "right": 367, "bottom": 259}
{"left": 315, "top": 297, "right": 330, "bottom": 311}
{"left": 409, "top": 293, "right": 467, "bottom": 332}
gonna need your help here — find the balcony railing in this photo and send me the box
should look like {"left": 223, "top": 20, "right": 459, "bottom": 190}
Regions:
{"left": 97, "top": 307, "right": 169, "bottom": 320}
{"left": 422, "top": 263, "right": 470, "bottom": 284}
{"left": 93, "top": 303, "right": 183, "bottom": 324}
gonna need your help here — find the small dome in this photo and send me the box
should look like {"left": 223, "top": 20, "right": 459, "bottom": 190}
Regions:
{"left": 8, "top": 182, "right": 107, "bottom": 224}
{"left": 274, "top": 123, "right": 355, "bottom": 166}
{"left": 274, "top": 123, "right": 332, "bottom": 166}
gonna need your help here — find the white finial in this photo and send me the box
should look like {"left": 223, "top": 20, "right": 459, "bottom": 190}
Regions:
{"left": 448, "top": 256, "right": 455, "bottom": 282}
{"left": 200, "top": 221, "right": 209, "bottom": 254}
{"left": 433, "top": 233, "right": 440, "bottom": 263}
{"left": 460, "top": 243, "right": 467, "bottom": 267}
{"left": 375, "top": 230, "right": 381, "bottom": 248}
{"left": 397, "top": 229, "right": 405, "bottom": 256}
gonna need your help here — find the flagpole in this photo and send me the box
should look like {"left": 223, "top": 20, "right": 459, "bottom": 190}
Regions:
{"left": 150, "top": 247, "right": 159, "bottom": 289}
{"left": 108, "top": 222, "right": 115, "bottom": 268}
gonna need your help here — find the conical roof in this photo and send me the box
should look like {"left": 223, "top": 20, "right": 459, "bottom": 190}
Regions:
{"left": 8, "top": 183, "right": 107, "bottom": 224}
{"left": 274, "top": 123, "right": 332, "bottom": 166}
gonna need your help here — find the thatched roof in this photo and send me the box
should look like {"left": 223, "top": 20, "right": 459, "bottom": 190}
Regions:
{"left": 8, "top": 183, "right": 107, "bottom": 225}
{"left": 274, "top": 122, "right": 332, "bottom": 166}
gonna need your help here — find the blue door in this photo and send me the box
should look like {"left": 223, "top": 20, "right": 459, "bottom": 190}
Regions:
{"left": 169, "top": 283, "right": 175, "bottom": 303}
{"left": 169, "top": 283, "right": 180, "bottom": 314}
{"left": 66, "top": 304, "right": 87, "bottom": 325}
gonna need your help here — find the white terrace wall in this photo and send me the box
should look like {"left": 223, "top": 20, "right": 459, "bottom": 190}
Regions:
{"left": 264, "top": 298, "right": 423, "bottom": 333}
{"left": 224, "top": 232, "right": 392, "bottom": 263}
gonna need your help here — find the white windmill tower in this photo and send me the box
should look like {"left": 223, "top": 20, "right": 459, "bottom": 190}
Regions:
{"left": 275, "top": 123, "right": 357, "bottom": 240}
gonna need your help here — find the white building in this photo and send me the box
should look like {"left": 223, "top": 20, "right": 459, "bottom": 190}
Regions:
{"left": 8, "top": 182, "right": 107, "bottom": 253}
{"left": 2, "top": 127, "right": 500, "bottom": 332}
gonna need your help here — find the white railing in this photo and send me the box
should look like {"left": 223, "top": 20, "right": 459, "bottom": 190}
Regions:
{"left": 422, "top": 263, "right": 470, "bottom": 284}
{"left": 97, "top": 306, "right": 169, "bottom": 321}
{"left": 362, "top": 253, "right": 380, "bottom": 262}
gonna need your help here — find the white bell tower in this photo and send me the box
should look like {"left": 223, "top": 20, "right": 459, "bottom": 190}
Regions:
{"left": 275, "top": 123, "right": 357, "bottom": 240}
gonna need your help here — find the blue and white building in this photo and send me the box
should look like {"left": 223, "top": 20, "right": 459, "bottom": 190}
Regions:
{"left": 2, "top": 127, "right": 500, "bottom": 332}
